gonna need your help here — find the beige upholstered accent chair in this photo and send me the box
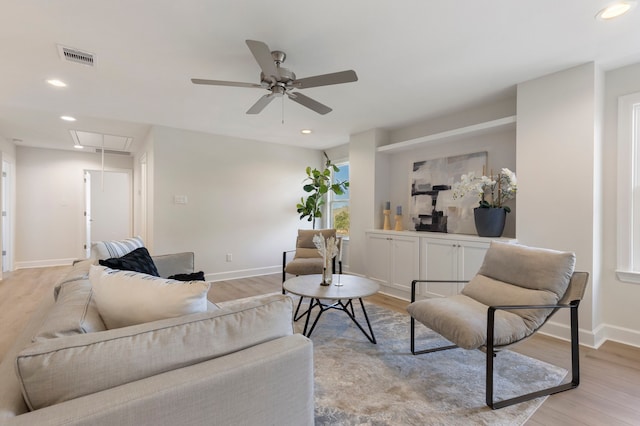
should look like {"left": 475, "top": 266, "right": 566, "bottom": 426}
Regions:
{"left": 282, "top": 229, "right": 343, "bottom": 319}
{"left": 407, "top": 241, "right": 589, "bottom": 409}
{"left": 282, "top": 229, "right": 342, "bottom": 283}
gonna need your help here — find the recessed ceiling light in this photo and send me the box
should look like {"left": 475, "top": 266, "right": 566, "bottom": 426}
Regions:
{"left": 596, "top": 1, "right": 637, "bottom": 20}
{"left": 60, "top": 115, "right": 76, "bottom": 122}
{"left": 73, "top": 144, "right": 84, "bottom": 149}
{"left": 301, "top": 129, "right": 312, "bottom": 134}
{"left": 46, "top": 79, "right": 67, "bottom": 87}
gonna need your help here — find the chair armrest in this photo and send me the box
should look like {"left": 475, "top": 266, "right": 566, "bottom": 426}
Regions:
{"left": 282, "top": 250, "right": 297, "bottom": 267}
{"left": 152, "top": 252, "right": 195, "bottom": 278}
{"left": 486, "top": 300, "right": 580, "bottom": 350}
{"left": 410, "top": 279, "right": 468, "bottom": 302}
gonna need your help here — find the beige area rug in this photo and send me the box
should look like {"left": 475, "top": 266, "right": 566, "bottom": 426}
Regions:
{"left": 290, "top": 297, "right": 566, "bottom": 426}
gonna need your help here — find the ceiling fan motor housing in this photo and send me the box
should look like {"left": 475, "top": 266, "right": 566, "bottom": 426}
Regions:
{"left": 260, "top": 67, "right": 296, "bottom": 87}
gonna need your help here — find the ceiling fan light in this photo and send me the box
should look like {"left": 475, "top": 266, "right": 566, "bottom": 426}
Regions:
{"left": 596, "top": 1, "right": 637, "bottom": 20}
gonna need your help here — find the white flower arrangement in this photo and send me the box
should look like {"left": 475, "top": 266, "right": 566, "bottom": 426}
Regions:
{"left": 313, "top": 234, "right": 340, "bottom": 263}
{"left": 452, "top": 168, "right": 517, "bottom": 212}
{"left": 313, "top": 233, "right": 339, "bottom": 284}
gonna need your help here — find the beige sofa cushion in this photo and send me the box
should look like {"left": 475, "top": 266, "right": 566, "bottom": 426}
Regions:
{"left": 16, "top": 293, "right": 294, "bottom": 410}
{"left": 33, "top": 279, "right": 106, "bottom": 341}
{"left": 90, "top": 265, "right": 211, "bottom": 329}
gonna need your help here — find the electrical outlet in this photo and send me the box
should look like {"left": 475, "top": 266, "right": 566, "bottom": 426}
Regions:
{"left": 226, "top": 253, "right": 233, "bottom": 262}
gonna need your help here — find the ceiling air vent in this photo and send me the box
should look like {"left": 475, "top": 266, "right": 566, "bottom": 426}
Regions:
{"left": 57, "top": 44, "right": 95, "bottom": 67}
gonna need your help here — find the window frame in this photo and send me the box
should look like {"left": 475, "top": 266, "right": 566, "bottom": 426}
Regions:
{"left": 616, "top": 91, "right": 640, "bottom": 283}
{"left": 328, "top": 161, "right": 349, "bottom": 237}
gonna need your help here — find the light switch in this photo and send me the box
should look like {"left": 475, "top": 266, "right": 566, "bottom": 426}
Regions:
{"left": 174, "top": 195, "right": 188, "bottom": 204}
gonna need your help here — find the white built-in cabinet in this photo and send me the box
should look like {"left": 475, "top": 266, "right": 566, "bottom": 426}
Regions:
{"left": 365, "top": 230, "right": 514, "bottom": 300}
{"left": 419, "top": 235, "right": 490, "bottom": 298}
{"left": 365, "top": 232, "right": 419, "bottom": 294}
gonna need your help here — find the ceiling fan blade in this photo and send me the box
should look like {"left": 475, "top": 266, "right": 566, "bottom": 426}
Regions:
{"left": 287, "top": 92, "right": 332, "bottom": 115}
{"left": 191, "top": 78, "right": 263, "bottom": 88}
{"left": 246, "top": 40, "right": 279, "bottom": 80}
{"left": 293, "top": 70, "right": 358, "bottom": 89}
{"left": 247, "top": 93, "right": 277, "bottom": 114}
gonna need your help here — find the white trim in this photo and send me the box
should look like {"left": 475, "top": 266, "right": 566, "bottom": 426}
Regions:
{"left": 617, "top": 92, "right": 640, "bottom": 282}
{"left": 616, "top": 269, "right": 640, "bottom": 284}
{"left": 206, "top": 266, "right": 281, "bottom": 282}
{"left": 15, "top": 258, "right": 76, "bottom": 269}
{"left": 377, "top": 116, "right": 516, "bottom": 153}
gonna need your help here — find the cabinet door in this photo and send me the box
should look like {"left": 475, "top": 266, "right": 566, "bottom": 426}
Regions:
{"left": 365, "top": 233, "right": 391, "bottom": 284}
{"left": 389, "top": 236, "right": 420, "bottom": 292}
{"left": 421, "top": 238, "right": 459, "bottom": 298}
{"left": 458, "top": 240, "right": 490, "bottom": 282}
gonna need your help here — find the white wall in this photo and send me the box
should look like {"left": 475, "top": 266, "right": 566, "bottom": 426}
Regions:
{"left": 145, "top": 126, "right": 321, "bottom": 280}
{"left": 601, "top": 62, "right": 640, "bottom": 346}
{"left": 384, "top": 127, "right": 516, "bottom": 237}
{"left": 15, "top": 146, "right": 133, "bottom": 267}
{"left": 516, "top": 63, "right": 599, "bottom": 344}
{"left": 348, "top": 129, "right": 389, "bottom": 275}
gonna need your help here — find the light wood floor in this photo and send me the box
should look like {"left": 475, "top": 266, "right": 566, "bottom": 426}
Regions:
{"left": 2, "top": 267, "right": 640, "bottom": 425}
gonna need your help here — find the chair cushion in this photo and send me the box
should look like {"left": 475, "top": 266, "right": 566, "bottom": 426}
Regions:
{"left": 284, "top": 257, "right": 324, "bottom": 276}
{"left": 477, "top": 241, "right": 575, "bottom": 300}
{"left": 294, "top": 229, "right": 336, "bottom": 259}
{"left": 90, "top": 265, "right": 211, "bottom": 329}
{"left": 407, "top": 294, "right": 530, "bottom": 349}
{"left": 461, "top": 274, "right": 558, "bottom": 331}
{"left": 99, "top": 246, "right": 160, "bottom": 276}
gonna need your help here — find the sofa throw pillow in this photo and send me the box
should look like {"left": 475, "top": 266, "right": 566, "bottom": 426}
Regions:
{"left": 168, "top": 271, "right": 206, "bottom": 281}
{"left": 99, "top": 247, "right": 160, "bottom": 277}
{"left": 91, "top": 236, "right": 145, "bottom": 260}
{"left": 89, "top": 265, "right": 211, "bottom": 329}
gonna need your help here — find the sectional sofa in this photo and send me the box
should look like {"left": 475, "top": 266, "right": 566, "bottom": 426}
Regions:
{"left": 0, "top": 250, "right": 314, "bottom": 425}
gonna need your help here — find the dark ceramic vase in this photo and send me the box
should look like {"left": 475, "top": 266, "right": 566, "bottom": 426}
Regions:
{"left": 473, "top": 207, "right": 507, "bottom": 237}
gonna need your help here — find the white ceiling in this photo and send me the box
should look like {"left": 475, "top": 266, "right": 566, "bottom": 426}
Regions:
{"left": 1, "top": 0, "right": 640, "bottom": 153}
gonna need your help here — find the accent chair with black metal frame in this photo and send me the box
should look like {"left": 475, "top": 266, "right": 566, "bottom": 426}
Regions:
{"left": 407, "top": 241, "right": 589, "bottom": 409}
{"left": 282, "top": 229, "right": 343, "bottom": 319}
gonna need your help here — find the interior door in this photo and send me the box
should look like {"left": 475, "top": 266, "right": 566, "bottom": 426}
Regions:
{"left": 84, "top": 170, "right": 132, "bottom": 257}
{"left": 84, "top": 171, "right": 92, "bottom": 258}
{"left": 1, "top": 160, "right": 11, "bottom": 273}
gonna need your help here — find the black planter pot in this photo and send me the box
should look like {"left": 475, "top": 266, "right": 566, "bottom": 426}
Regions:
{"left": 474, "top": 207, "right": 507, "bottom": 237}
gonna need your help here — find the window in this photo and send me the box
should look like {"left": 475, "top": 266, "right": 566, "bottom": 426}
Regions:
{"left": 617, "top": 91, "right": 640, "bottom": 283}
{"left": 329, "top": 162, "right": 350, "bottom": 237}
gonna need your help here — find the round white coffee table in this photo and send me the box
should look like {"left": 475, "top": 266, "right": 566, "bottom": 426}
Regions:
{"left": 283, "top": 274, "right": 379, "bottom": 343}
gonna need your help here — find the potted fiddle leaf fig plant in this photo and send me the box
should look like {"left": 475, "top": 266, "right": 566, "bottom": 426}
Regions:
{"left": 296, "top": 152, "right": 349, "bottom": 229}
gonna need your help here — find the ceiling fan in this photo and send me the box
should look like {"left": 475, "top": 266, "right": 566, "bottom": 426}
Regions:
{"left": 191, "top": 40, "right": 358, "bottom": 115}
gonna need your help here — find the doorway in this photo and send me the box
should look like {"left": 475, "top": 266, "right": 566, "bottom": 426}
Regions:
{"left": 84, "top": 169, "right": 132, "bottom": 258}
{"left": 2, "top": 160, "right": 13, "bottom": 273}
